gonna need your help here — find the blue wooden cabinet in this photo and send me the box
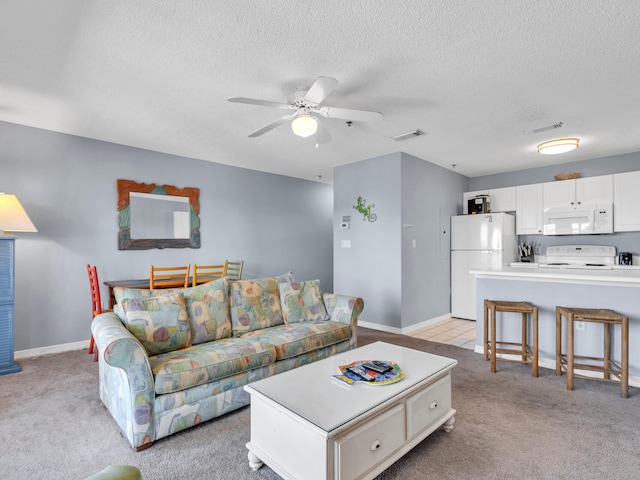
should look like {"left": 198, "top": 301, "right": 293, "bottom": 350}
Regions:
{"left": 0, "top": 237, "right": 20, "bottom": 374}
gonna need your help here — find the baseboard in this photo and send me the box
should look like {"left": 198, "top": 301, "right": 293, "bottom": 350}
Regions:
{"left": 359, "top": 313, "right": 452, "bottom": 336}
{"left": 472, "top": 345, "right": 640, "bottom": 388}
{"left": 15, "top": 340, "right": 89, "bottom": 360}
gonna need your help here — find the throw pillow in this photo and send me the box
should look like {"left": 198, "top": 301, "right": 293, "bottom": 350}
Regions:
{"left": 181, "top": 278, "right": 232, "bottom": 344}
{"left": 114, "top": 286, "right": 181, "bottom": 305}
{"left": 274, "top": 271, "right": 295, "bottom": 283}
{"left": 279, "top": 279, "right": 329, "bottom": 324}
{"left": 228, "top": 277, "right": 284, "bottom": 336}
{"left": 121, "top": 291, "right": 191, "bottom": 355}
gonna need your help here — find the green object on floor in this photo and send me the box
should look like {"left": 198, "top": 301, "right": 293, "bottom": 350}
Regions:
{"left": 86, "top": 465, "right": 143, "bottom": 480}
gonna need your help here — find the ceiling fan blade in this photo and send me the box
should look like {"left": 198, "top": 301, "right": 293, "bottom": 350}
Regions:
{"left": 228, "top": 97, "right": 291, "bottom": 110}
{"left": 303, "top": 76, "right": 338, "bottom": 105}
{"left": 247, "top": 114, "right": 295, "bottom": 137}
{"left": 317, "top": 105, "right": 383, "bottom": 122}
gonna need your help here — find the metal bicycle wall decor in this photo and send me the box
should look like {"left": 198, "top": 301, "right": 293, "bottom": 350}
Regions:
{"left": 353, "top": 196, "right": 377, "bottom": 222}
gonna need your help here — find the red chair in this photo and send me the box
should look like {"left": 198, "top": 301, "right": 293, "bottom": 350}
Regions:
{"left": 87, "top": 264, "right": 111, "bottom": 361}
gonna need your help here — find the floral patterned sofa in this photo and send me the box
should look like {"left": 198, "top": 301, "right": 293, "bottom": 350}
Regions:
{"left": 91, "top": 275, "right": 364, "bottom": 451}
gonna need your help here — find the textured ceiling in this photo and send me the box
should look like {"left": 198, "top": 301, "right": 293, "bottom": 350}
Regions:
{"left": 2, "top": 1, "right": 640, "bottom": 183}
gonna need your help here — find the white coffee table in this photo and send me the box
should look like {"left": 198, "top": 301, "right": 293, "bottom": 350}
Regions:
{"left": 244, "top": 341, "right": 458, "bottom": 480}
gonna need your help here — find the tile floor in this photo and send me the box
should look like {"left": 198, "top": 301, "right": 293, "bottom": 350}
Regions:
{"left": 408, "top": 318, "right": 477, "bottom": 350}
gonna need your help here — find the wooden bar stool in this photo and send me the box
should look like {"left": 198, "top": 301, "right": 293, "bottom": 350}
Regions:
{"left": 556, "top": 307, "right": 629, "bottom": 398}
{"left": 484, "top": 300, "right": 538, "bottom": 377}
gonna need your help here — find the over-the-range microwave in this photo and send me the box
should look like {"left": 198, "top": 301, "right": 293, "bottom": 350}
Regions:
{"left": 543, "top": 203, "right": 613, "bottom": 235}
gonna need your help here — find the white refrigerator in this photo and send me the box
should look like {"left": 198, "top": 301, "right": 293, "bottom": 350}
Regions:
{"left": 451, "top": 213, "right": 516, "bottom": 320}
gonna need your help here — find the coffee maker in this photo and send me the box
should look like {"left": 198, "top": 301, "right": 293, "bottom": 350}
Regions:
{"left": 467, "top": 195, "right": 490, "bottom": 215}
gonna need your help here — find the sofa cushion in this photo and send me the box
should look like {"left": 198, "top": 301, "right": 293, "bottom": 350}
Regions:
{"left": 279, "top": 279, "right": 329, "bottom": 324}
{"left": 228, "top": 277, "right": 284, "bottom": 336}
{"left": 148, "top": 338, "right": 277, "bottom": 394}
{"left": 240, "top": 321, "right": 352, "bottom": 361}
{"left": 121, "top": 292, "right": 191, "bottom": 355}
{"left": 181, "top": 279, "right": 231, "bottom": 344}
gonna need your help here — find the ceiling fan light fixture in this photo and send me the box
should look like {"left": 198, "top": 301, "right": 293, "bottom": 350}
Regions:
{"left": 537, "top": 137, "right": 579, "bottom": 155}
{"left": 291, "top": 113, "right": 318, "bottom": 138}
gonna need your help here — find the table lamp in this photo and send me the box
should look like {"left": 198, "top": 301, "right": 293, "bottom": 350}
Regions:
{"left": 0, "top": 193, "right": 37, "bottom": 375}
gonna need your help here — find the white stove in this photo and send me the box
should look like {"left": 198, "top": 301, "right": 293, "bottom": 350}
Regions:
{"left": 538, "top": 245, "right": 616, "bottom": 270}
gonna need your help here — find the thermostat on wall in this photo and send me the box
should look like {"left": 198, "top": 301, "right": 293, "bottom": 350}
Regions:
{"left": 341, "top": 222, "right": 350, "bottom": 229}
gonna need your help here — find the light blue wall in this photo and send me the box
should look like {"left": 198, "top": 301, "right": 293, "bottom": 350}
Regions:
{"left": 477, "top": 277, "right": 640, "bottom": 377}
{"left": 1, "top": 121, "right": 333, "bottom": 351}
{"left": 333, "top": 152, "right": 469, "bottom": 330}
{"left": 334, "top": 153, "right": 403, "bottom": 328}
{"left": 468, "top": 153, "right": 640, "bottom": 257}
{"left": 400, "top": 153, "right": 467, "bottom": 328}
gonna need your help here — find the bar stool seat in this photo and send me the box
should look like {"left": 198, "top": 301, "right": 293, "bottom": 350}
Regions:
{"left": 556, "top": 306, "right": 629, "bottom": 398}
{"left": 484, "top": 300, "right": 539, "bottom": 376}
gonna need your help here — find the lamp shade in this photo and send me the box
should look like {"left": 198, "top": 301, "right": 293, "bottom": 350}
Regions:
{"left": 537, "top": 137, "right": 579, "bottom": 155}
{"left": 291, "top": 113, "right": 318, "bottom": 138}
{"left": 0, "top": 194, "right": 37, "bottom": 233}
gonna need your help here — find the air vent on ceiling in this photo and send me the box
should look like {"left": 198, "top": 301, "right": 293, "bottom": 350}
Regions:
{"left": 391, "top": 129, "right": 425, "bottom": 141}
{"left": 524, "top": 121, "right": 566, "bottom": 135}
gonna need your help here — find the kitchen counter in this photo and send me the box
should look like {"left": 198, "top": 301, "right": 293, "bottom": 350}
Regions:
{"left": 469, "top": 266, "right": 640, "bottom": 382}
{"left": 471, "top": 265, "right": 640, "bottom": 288}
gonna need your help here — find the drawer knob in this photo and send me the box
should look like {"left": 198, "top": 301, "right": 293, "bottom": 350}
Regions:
{"left": 430, "top": 401, "right": 438, "bottom": 410}
{"left": 370, "top": 440, "right": 381, "bottom": 451}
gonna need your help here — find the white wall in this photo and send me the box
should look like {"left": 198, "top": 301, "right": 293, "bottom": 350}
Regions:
{"left": 1, "top": 121, "right": 333, "bottom": 351}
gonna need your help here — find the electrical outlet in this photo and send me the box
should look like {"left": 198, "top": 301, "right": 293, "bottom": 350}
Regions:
{"left": 575, "top": 321, "right": 585, "bottom": 331}
{"left": 341, "top": 240, "right": 351, "bottom": 248}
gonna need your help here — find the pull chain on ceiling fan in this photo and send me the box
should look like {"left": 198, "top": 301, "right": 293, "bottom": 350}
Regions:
{"left": 228, "top": 76, "right": 383, "bottom": 144}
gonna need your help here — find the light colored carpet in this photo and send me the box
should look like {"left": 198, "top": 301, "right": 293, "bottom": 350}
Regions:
{"left": 1, "top": 327, "right": 638, "bottom": 479}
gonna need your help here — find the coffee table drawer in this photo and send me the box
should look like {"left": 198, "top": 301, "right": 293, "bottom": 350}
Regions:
{"left": 335, "top": 403, "right": 405, "bottom": 480}
{"left": 406, "top": 374, "right": 451, "bottom": 439}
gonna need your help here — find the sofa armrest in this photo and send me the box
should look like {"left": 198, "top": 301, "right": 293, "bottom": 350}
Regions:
{"left": 91, "top": 313, "right": 155, "bottom": 450}
{"left": 323, "top": 294, "right": 364, "bottom": 326}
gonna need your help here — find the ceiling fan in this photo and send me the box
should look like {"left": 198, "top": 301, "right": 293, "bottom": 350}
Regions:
{"left": 228, "top": 76, "right": 383, "bottom": 143}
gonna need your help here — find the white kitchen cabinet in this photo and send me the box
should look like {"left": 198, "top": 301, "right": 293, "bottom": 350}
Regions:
{"left": 543, "top": 175, "right": 613, "bottom": 210}
{"left": 516, "top": 184, "right": 543, "bottom": 235}
{"left": 614, "top": 171, "right": 640, "bottom": 232}
{"left": 463, "top": 187, "right": 516, "bottom": 214}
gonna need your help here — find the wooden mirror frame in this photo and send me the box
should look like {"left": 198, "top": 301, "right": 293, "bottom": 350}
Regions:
{"left": 117, "top": 179, "right": 201, "bottom": 250}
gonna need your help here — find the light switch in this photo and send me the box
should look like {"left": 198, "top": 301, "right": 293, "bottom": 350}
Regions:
{"left": 341, "top": 240, "right": 351, "bottom": 248}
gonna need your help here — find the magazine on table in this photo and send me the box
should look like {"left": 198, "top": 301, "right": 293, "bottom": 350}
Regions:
{"left": 333, "top": 360, "right": 404, "bottom": 386}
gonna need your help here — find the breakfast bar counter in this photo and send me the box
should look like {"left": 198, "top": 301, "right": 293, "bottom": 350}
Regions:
{"left": 472, "top": 266, "right": 640, "bottom": 287}
{"left": 470, "top": 266, "right": 640, "bottom": 384}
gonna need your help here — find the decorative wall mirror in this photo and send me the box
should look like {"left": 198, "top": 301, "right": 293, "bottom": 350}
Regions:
{"left": 117, "top": 179, "right": 201, "bottom": 250}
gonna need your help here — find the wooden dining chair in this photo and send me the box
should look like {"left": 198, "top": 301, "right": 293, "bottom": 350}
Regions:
{"left": 224, "top": 260, "right": 244, "bottom": 280}
{"left": 192, "top": 263, "right": 225, "bottom": 287}
{"left": 149, "top": 264, "right": 191, "bottom": 289}
{"left": 87, "top": 264, "right": 112, "bottom": 361}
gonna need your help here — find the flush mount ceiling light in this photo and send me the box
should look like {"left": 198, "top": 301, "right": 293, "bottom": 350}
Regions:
{"left": 291, "top": 111, "right": 318, "bottom": 137}
{"left": 537, "top": 137, "right": 579, "bottom": 155}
